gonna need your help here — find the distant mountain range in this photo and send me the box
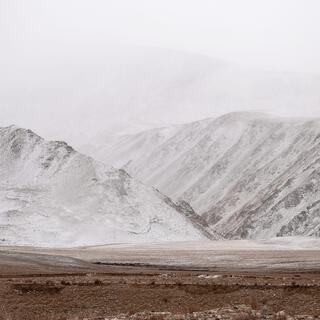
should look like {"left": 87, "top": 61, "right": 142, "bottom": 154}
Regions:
{"left": 84, "top": 112, "right": 320, "bottom": 239}
{"left": 0, "top": 125, "right": 217, "bottom": 247}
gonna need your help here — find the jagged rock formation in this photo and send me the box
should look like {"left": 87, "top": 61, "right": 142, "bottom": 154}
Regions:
{"left": 85, "top": 112, "right": 320, "bottom": 239}
{"left": 0, "top": 125, "right": 214, "bottom": 247}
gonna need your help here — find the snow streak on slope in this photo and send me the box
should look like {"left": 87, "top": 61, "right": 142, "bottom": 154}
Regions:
{"left": 87, "top": 112, "right": 320, "bottom": 239}
{"left": 0, "top": 126, "right": 210, "bottom": 247}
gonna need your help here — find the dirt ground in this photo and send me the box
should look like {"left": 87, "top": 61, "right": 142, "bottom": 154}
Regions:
{"left": 1, "top": 265, "right": 320, "bottom": 319}
{"left": 0, "top": 246, "right": 320, "bottom": 319}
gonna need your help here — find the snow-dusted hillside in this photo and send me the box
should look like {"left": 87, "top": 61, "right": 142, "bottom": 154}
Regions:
{"left": 0, "top": 126, "right": 214, "bottom": 247}
{"left": 82, "top": 125, "right": 181, "bottom": 169}
{"left": 87, "top": 112, "right": 320, "bottom": 239}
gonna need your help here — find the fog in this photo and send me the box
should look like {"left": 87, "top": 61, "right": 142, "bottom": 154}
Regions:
{"left": 1, "top": 0, "right": 320, "bottom": 145}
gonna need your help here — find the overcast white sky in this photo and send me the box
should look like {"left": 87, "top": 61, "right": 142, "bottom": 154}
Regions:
{"left": 2, "top": 0, "right": 320, "bottom": 73}
{"left": 1, "top": 0, "right": 320, "bottom": 144}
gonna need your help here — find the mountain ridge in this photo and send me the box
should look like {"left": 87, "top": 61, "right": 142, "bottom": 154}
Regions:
{"left": 0, "top": 125, "right": 214, "bottom": 247}
{"left": 84, "top": 112, "right": 320, "bottom": 239}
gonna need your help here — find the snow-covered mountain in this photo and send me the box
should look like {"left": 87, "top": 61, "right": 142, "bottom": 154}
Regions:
{"left": 86, "top": 112, "right": 320, "bottom": 239}
{"left": 82, "top": 125, "right": 182, "bottom": 169}
{"left": 0, "top": 125, "right": 216, "bottom": 247}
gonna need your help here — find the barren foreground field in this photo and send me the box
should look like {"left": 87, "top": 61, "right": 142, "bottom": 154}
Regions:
{"left": 0, "top": 240, "right": 320, "bottom": 319}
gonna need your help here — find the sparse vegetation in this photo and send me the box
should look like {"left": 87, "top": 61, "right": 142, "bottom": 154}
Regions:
{"left": 1, "top": 268, "right": 319, "bottom": 320}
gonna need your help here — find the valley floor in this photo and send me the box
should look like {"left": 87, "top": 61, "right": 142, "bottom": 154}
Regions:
{"left": 0, "top": 239, "right": 320, "bottom": 319}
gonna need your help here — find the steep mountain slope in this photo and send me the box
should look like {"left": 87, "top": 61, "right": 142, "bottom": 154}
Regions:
{"left": 0, "top": 126, "right": 212, "bottom": 247}
{"left": 87, "top": 112, "right": 320, "bottom": 239}
{"left": 82, "top": 125, "right": 181, "bottom": 168}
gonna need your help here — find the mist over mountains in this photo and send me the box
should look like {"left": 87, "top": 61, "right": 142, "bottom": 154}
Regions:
{"left": 2, "top": 46, "right": 320, "bottom": 245}
{"left": 1, "top": 47, "right": 320, "bottom": 146}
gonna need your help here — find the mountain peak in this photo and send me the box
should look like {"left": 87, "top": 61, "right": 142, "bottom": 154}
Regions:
{"left": 0, "top": 126, "right": 212, "bottom": 246}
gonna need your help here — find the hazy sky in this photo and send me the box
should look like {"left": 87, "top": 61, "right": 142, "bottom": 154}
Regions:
{"left": 1, "top": 0, "right": 320, "bottom": 144}
{"left": 2, "top": 0, "right": 320, "bottom": 73}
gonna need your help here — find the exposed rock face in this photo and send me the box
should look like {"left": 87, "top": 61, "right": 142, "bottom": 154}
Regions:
{"left": 163, "top": 198, "right": 223, "bottom": 240}
{"left": 85, "top": 112, "right": 320, "bottom": 239}
{"left": 0, "top": 125, "right": 214, "bottom": 247}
